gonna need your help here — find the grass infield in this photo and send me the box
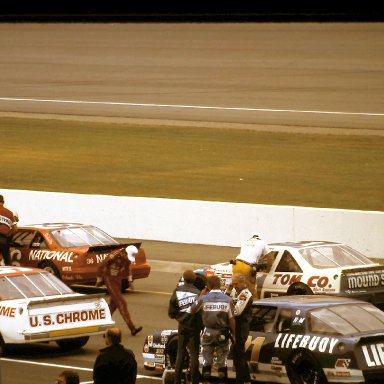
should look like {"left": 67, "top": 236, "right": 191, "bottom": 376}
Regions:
{"left": 1, "top": 116, "right": 383, "bottom": 212}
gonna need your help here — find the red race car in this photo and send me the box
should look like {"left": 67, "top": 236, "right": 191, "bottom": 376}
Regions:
{"left": 5, "top": 223, "right": 151, "bottom": 288}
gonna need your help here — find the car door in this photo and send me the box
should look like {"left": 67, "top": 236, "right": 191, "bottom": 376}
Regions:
{"left": 245, "top": 305, "right": 291, "bottom": 383}
{"left": 258, "top": 250, "right": 304, "bottom": 298}
{"left": 10, "top": 230, "right": 47, "bottom": 267}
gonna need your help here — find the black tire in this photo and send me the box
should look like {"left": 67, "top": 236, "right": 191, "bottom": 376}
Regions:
{"left": 39, "top": 261, "right": 61, "bottom": 279}
{"left": 287, "top": 283, "right": 313, "bottom": 296}
{"left": 0, "top": 334, "right": 6, "bottom": 357}
{"left": 286, "top": 350, "right": 328, "bottom": 384}
{"left": 56, "top": 336, "right": 89, "bottom": 351}
{"left": 194, "top": 274, "right": 207, "bottom": 291}
{"left": 164, "top": 335, "right": 189, "bottom": 369}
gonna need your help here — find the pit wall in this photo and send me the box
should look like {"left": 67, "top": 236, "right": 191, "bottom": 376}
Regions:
{"left": 1, "top": 188, "right": 383, "bottom": 258}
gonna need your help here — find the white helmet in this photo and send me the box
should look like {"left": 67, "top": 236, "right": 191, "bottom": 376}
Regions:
{"left": 126, "top": 245, "right": 139, "bottom": 262}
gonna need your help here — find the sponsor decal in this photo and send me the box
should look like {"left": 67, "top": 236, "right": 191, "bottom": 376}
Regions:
{"left": 153, "top": 342, "right": 166, "bottom": 349}
{"left": 335, "top": 359, "right": 351, "bottom": 369}
{"left": 273, "top": 274, "right": 331, "bottom": 289}
{"left": 348, "top": 274, "right": 384, "bottom": 289}
{"left": 29, "top": 250, "right": 74, "bottom": 263}
{"left": 362, "top": 343, "right": 384, "bottom": 367}
{"left": 274, "top": 333, "right": 339, "bottom": 354}
{"left": 96, "top": 254, "right": 109, "bottom": 263}
{"left": 292, "top": 316, "right": 305, "bottom": 325}
{"left": 0, "top": 305, "right": 16, "bottom": 318}
{"left": 29, "top": 308, "right": 106, "bottom": 327}
{"left": 271, "top": 356, "right": 283, "bottom": 365}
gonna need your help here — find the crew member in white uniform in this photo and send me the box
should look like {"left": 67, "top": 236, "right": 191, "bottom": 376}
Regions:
{"left": 232, "top": 233, "right": 270, "bottom": 298}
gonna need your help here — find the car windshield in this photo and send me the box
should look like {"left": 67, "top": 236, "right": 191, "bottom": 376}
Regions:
{"left": 309, "top": 304, "right": 384, "bottom": 335}
{"left": 50, "top": 226, "right": 118, "bottom": 248}
{"left": 0, "top": 272, "right": 73, "bottom": 300}
{"left": 299, "top": 245, "right": 372, "bottom": 268}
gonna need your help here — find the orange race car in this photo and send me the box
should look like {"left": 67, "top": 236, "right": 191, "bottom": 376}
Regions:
{"left": 4, "top": 223, "right": 151, "bottom": 288}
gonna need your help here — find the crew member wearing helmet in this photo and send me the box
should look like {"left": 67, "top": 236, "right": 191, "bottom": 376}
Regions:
{"left": 96, "top": 246, "right": 142, "bottom": 336}
{"left": 232, "top": 233, "right": 270, "bottom": 298}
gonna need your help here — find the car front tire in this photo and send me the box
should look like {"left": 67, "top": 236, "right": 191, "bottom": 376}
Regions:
{"left": 39, "top": 261, "right": 61, "bottom": 279}
{"left": 286, "top": 350, "right": 327, "bottom": 384}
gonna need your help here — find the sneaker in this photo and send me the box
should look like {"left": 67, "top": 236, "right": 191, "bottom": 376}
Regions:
{"left": 131, "top": 326, "right": 143, "bottom": 336}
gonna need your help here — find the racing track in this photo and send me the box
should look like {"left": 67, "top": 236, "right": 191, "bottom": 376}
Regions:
{"left": 0, "top": 22, "right": 384, "bottom": 384}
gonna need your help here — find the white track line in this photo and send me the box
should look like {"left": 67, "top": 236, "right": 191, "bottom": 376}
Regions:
{"left": 0, "top": 97, "right": 383, "bottom": 117}
{"left": 0, "top": 357, "right": 161, "bottom": 380}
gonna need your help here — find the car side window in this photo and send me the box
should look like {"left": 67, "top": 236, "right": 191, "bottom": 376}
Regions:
{"left": 249, "top": 306, "right": 277, "bottom": 333}
{"left": 276, "top": 309, "right": 293, "bottom": 333}
{"left": 31, "top": 232, "right": 48, "bottom": 248}
{"left": 275, "top": 251, "right": 302, "bottom": 273}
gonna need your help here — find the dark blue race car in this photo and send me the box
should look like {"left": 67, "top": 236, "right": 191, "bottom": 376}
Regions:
{"left": 143, "top": 295, "right": 384, "bottom": 383}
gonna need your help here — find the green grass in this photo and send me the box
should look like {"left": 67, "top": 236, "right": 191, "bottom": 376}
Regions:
{"left": 1, "top": 116, "right": 383, "bottom": 211}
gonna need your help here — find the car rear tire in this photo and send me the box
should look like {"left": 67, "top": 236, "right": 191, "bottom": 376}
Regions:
{"left": 0, "top": 334, "right": 6, "bottom": 357}
{"left": 287, "top": 282, "right": 313, "bottom": 296}
{"left": 39, "top": 261, "right": 61, "bottom": 279}
{"left": 56, "top": 336, "right": 89, "bottom": 351}
{"left": 286, "top": 350, "right": 327, "bottom": 384}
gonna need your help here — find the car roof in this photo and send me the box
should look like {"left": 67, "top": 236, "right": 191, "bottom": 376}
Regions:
{"left": 19, "top": 223, "right": 90, "bottom": 230}
{"left": 0, "top": 266, "right": 47, "bottom": 276}
{"left": 255, "top": 294, "right": 366, "bottom": 309}
{"left": 269, "top": 241, "right": 341, "bottom": 249}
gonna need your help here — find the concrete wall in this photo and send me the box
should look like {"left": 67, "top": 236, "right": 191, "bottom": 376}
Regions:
{"left": 1, "top": 188, "right": 383, "bottom": 258}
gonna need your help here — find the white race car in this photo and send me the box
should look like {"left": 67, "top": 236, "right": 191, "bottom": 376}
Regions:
{"left": 192, "top": 241, "right": 384, "bottom": 309}
{"left": 0, "top": 266, "right": 114, "bottom": 355}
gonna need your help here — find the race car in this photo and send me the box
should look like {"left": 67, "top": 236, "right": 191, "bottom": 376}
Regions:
{"left": 142, "top": 295, "right": 384, "bottom": 383}
{"left": 0, "top": 266, "right": 114, "bottom": 355}
{"left": 4, "top": 223, "right": 151, "bottom": 288}
{"left": 189, "top": 241, "right": 384, "bottom": 309}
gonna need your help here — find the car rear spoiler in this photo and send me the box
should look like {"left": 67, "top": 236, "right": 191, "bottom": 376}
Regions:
{"left": 341, "top": 265, "right": 384, "bottom": 274}
{"left": 27, "top": 293, "right": 106, "bottom": 308}
{"left": 87, "top": 242, "right": 142, "bottom": 252}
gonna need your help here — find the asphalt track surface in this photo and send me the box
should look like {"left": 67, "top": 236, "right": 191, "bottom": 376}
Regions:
{"left": 0, "top": 23, "right": 383, "bottom": 135}
{"left": 0, "top": 22, "right": 384, "bottom": 384}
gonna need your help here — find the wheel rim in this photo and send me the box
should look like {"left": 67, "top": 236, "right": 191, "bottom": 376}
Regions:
{"left": 299, "top": 361, "right": 317, "bottom": 383}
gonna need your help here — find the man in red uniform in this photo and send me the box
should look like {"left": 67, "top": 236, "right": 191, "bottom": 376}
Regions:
{"left": 0, "top": 194, "right": 18, "bottom": 266}
{"left": 96, "top": 247, "right": 142, "bottom": 336}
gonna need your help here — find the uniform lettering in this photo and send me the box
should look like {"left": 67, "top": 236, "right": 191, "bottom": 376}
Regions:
{"left": 179, "top": 297, "right": 196, "bottom": 307}
{"left": 29, "top": 250, "right": 74, "bottom": 263}
{"left": 275, "top": 333, "right": 338, "bottom": 354}
{"left": 204, "top": 303, "right": 229, "bottom": 311}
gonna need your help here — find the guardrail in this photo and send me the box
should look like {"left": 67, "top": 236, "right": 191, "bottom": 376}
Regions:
{"left": 1, "top": 188, "right": 383, "bottom": 259}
